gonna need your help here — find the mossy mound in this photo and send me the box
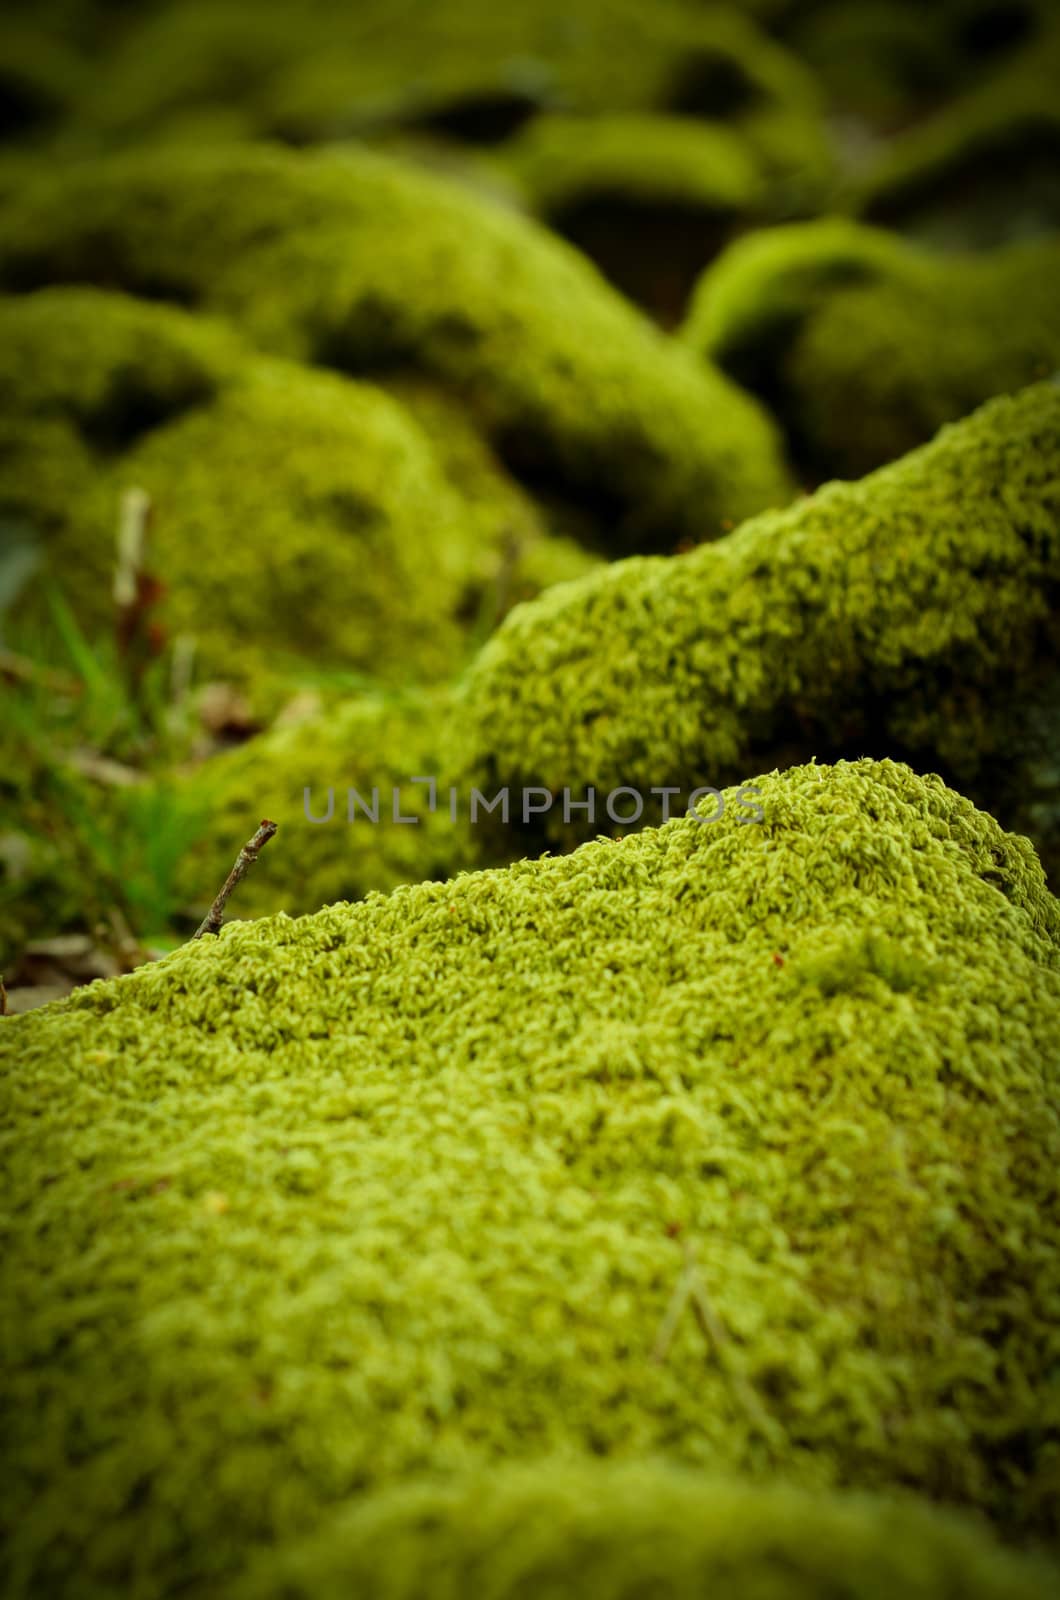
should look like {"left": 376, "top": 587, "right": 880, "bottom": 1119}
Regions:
{"left": 854, "top": 19, "right": 1060, "bottom": 246}
{"left": 0, "top": 143, "right": 793, "bottom": 551}
{"left": 682, "top": 220, "right": 1060, "bottom": 477}
{"left": 459, "top": 382, "right": 1060, "bottom": 878}
{"left": 0, "top": 286, "right": 595, "bottom": 688}
{"left": 2, "top": 758, "right": 1059, "bottom": 1596}
{"left": 241, "top": 1463, "right": 1057, "bottom": 1600}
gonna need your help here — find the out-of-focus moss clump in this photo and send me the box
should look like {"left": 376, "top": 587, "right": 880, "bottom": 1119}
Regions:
{"left": 240, "top": 1463, "right": 1058, "bottom": 1600}
{"left": 0, "top": 143, "right": 794, "bottom": 551}
{"left": 460, "top": 383, "right": 1060, "bottom": 878}
{"left": 0, "top": 287, "right": 599, "bottom": 691}
{"left": 854, "top": 18, "right": 1060, "bottom": 245}
{"left": 61, "top": 0, "right": 822, "bottom": 159}
{"left": 2, "top": 758, "right": 1058, "bottom": 1597}
{"left": 682, "top": 220, "right": 1060, "bottom": 476}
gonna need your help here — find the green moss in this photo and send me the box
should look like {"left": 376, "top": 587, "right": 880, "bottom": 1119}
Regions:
{"left": 242, "top": 1463, "right": 1058, "bottom": 1600}
{"left": 175, "top": 687, "right": 476, "bottom": 924}
{"left": 682, "top": 220, "right": 1060, "bottom": 476}
{"left": 0, "top": 286, "right": 598, "bottom": 692}
{"left": 0, "top": 143, "right": 793, "bottom": 550}
{"left": 459, "top": 382, "right": 1060, "bottom": 878}
{"left": 1, "top": 758, "right": 1058, "bottom": 1596}
{"left": 854, "top": 18, "right": 1060, "bottom": 245}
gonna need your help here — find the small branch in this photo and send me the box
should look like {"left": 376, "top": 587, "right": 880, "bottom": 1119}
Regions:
{"left": 113, "top": 487, "right": 165, "bottom": 704}
{"left": 0, "top": 977, "right": 7, "bottom": 1017}
{"left": 192, "top": 820, "right": 277, "bottom": 940}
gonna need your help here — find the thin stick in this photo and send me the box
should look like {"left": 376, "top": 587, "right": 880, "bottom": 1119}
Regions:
{"left": 0, "top": 977, "right": 7, "bottom": 1017}
{"left": 192, "top": 820, "right": 277, "bottom": 940}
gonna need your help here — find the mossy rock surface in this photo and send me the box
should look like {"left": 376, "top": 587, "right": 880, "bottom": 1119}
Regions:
{"left": 683, "top": 220, "right": 1060, "bottom": 477}
{"left": 2, "top": 758, "right": 1059, "bottom": 1596}
{"left": 0, "top": 286, "right": 597, "bottom": 688}
{"left": 460, "top": 382, "right": 1060, "bottom": 878}
{"left": 0, "top": 142, "right": 794, "bottom": 551}
{"left": 242, "top": 1463, "right": 1057, "bottom": 1600}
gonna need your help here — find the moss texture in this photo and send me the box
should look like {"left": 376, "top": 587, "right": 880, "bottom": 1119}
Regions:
{"left": 459, "top": 382, "right": 1060, "bottom": 878}
{"left": 0, "top": 286, "right": 598, "bottom": 688}
{"left": 682, "top": 220, "right": 1060, "bottom": 477}
{"left": 1, "top": 758, "right": 1059, "bottom": 1597}
{"left": 0, "top": 143, "right": 794, "bottom": 552}
{"left": 241, "top": 1464, "right": 1058, "bottom": 1600}
{"left": 854, "top": 18, "right": 1060, "bottom": 246}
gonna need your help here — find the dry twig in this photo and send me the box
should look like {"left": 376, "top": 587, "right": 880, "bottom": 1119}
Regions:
{"left": 192, "top": 820, "right": 278, "bottom": 940}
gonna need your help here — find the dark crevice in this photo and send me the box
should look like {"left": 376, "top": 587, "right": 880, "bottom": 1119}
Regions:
{"left": 401, "top": 91, "right": 544, "bottom": 145}
{"left": 548, "top": 194, "right": 740, "bottom": 326}
{"left": 664, "top": 51, "right": 762, "bottom": 118}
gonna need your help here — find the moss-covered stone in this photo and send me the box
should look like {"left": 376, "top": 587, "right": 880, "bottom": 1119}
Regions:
{"left": 0, "top": 286, "right": 599, "bottom": 690}
{"left": 175, "top": 687, "right": 475, "bottom": 925}
{"left": 682, "top": 220, "right": 1060, "bottom": 477}
{"left": 1, "top": 758, "right": 1058, "bottom": 1596}
{"left": 853, "top": 18, "right": 1060, "bottom": 245}
{"left": 242, "top": 1464, "right": 1057, "bottom": 1600}
{"left": 459, "top": 382, "right": 1060, "bottom": 879}
{"left": 0, "top": 143, "right": 793, "bottom": 550}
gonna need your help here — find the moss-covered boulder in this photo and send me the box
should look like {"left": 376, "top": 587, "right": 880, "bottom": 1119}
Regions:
{"left": 2, "top": 758, "right": 1058, "bottom": 1596}
{"left": 242, "top": 1464, "right": 1057, "bottom": 1600}
{"left": 0, "top": 286, "right": 600, "bottom": 688}
{"left": 682, "top": 220, "right": 1060, "bottom": 477}
{"left": 0, "top": 142, "right": 794, "bottom": 550}
{"left": 853, "top": 18, "right": 1060, "bottom": 246}
{"left": 459, "top": 382, "right": 1060, "bottom": 879}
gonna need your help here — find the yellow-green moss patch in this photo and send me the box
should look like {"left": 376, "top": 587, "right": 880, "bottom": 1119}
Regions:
{"left": 1, "top": 758, "right": 1058, "bottom": 1597}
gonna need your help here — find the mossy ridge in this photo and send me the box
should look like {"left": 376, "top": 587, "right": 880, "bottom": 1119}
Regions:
{"left": 0, "top": 286, "right": 589, "bottom": 690}
{"left": 239, "top": 1461, "right": 1059, "bottom": 1600}
{"left": 683, "top": 220, "right": 1060, "bottom": 477}
{"left": 853, "top": 19, "right": 1060, "bottom": 246}
{"left": 2, "top": 759, "right": 1059, "bottom": 1597}
{"left": 0, "top": 142, "right": 794, "bottom": 551}
{"left": 459, "top": 382, "right": 1060, "bottom": 876}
